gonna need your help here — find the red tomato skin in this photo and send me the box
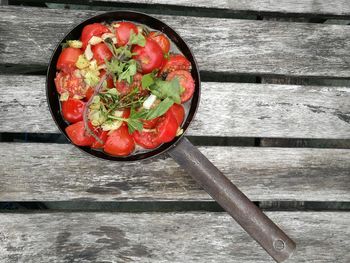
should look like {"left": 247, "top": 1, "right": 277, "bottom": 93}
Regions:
{"left": 91, "top": 43, "right": 113, "bottom": 65}
{"left": 154, "top": 111, "right": 179, "bottom": 143}
{"left": 56, "top": 47, "right": 82, "bottom": 73}
{"left": 65, "top": 121, "right": 95, "bottom": 146}
{"left": 142, "top": 117, "right": 160, "bottom": 129}
{"left": 148, "top": 31, "right": 170, "bottom": 54}
{"left": 169, "top": 104, "right": 185, "bottom": 125}
{"left": 81, "top": 23, "right": 110, "bottom": 50}
{"left": 85, "top": 87, "right": 94, "bottom": 101}
{"left": 54, "top": 71, "right": 87, "bottom": 97}
{"left": 133, "top": 130, "right": 162, "bottom": 149}
{"left": 61, "top": 98, "right": 85, "bottom": 123}
{"left": 132, "top": 38, "right": 164, "bottom": 74}
{"left": 91, "top": 130, "right": 108, "bottom": 149}
{"left": 116, "top": 73, "right": 143, "bottom": 95}
{"left": 104, "top": 125, "right": 135, "bottom": 156}
{"left": 160, "top": 54, "right": 191, "bottom": 77}
{"left": 100, "top": 70, "right": 114, "bottom": 88}
{"left": 115, "top": 22, "right": 138, "bottom": 46}
{"left": 166, "top": 70, "right": 195, "bottom": 102}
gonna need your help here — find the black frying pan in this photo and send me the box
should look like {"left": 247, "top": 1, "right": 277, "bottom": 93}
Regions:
{"left": 46, "top": 11, "right": 296, "bottom": 262}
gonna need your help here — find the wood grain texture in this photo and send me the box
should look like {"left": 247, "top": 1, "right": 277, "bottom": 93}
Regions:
{"left": 1, "top": 75, "right": 350, "bottom": 138}
{"left": 0, "top": 143, "right": 349, "bottom": 201}
{"left": 1, "top": 6, "right": 350, "bottom": 77}
{"left": 97, "top": 0, "right": 350, "bottom": 16}
{"left": 0, "top": 212, "right": 349, "bottom": 262}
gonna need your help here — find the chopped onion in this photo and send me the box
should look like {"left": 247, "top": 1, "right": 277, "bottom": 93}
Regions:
{"left": 143, "top": 94, "right": 157, "bottom": 109}
{"left": 84, "top": 44, "right": 93, "bottom": 61}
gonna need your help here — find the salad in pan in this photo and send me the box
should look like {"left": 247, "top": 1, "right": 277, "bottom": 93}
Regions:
{"left": 54, "top": 21, "right": 195, "bottom": 156}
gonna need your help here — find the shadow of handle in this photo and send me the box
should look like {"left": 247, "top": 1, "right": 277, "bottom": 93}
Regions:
{"left": 169, "top": 137, "right": 296, "bottom": 263}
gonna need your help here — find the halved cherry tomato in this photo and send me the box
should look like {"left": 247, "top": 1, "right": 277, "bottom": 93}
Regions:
{"left": 116, "top": 73, "right": 143, "bottom": 95}
{"left": 115, "top": 21, "right": 138, "bottom": 46}
{"left": 132, "top": 38, "right": 164, "bottom": 74}
{"left": 54, "top": 71, "right": 87, "bottom": 97}
{"left": 100, "top": 70, "right": 114, "bottom": 88}
{"left": 104, "top": 125, "right": 135, "bottom": 156}
{"left": 81, "top": 23, "right": 110, "bottom": 50}
{"left": 56, "top": 47, "right": 82, "bottom": 73}
{"left": 91, "top": 130, "right": 108, "bottom": 149}
{"left": 166, "top": 70, "right": 195, "bottom": 102}
{"left": 132, "top": 130, "right": 162, "bottom": 149}
{"left": 160, "top": 54, "right": 191, "bottom": 78}
{"left": 148, "top": 31, "right": 170, "bottom": 54}
{"left": 142, "top": 117, "right": 160, "bottom": 129}
{"left": 153, "top": 110, "right": 179, "bottom": 143}
{"left": 169, "top": 104, "right": 185, "bottom": 125}
{"left": 61, "top": 98, "right": 85, "bottom": 123}
{"left": 92, "top": 43, "right": 113, "bottom": 65}
{"left": 65, "top": 121, "right": 95, "bottom": 146}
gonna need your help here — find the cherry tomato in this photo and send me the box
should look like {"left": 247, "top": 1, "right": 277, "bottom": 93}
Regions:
{"left": 115, "top": 21, "right": 138, "bottom": 46}
{"left": 85, "top": 87, "right": 94, "bottom": 101}
{"left": 166, "top": 70, "right": 195, "bottom": 102}
{"left": 142, "top": 117, "right": 160, "bottom": 129}
{"left": 132, "top": 38, "right": 164, "bottom": 74}
{"left": 169, "top": 104, "right": 185, "bottom": 125}
{"left": 61, "top": 98, "right": 85, "bottom": 123}
{"left": 116, "top": 73, "right": 143, "bottom": 95}
{"left": 65, "top": 121, "right": 95, "bottom": 146}
{"left": 91, "top": 130, "right": 108, "bottom": 149}
{"left": 160, "top": 54, "right": 191, "bottom": 78}
{"left": 92, "top": 43, "right": 113, "bottom": 65}
{"left": 81, "top": 23, "right": 110, "bottom": 50}
{"left": 100, "top": 70, "right": 114, "bottom": 88}
{"left": 104, "top": 125, "right": 135, "bottom": 156}
{"left": 148, "top": 31, "right": 170, "bottom": 54}
{"left": 153, "top": 110, "right": 178, "bottom": 143}
{"left": 56, "top": 47, "right": 82, "bottom": 73}
{"left": 54, "top": 71, "right": 87, "bottom": 97}
{"left": 133, "top": 130, "right": 162, "bottom": 149}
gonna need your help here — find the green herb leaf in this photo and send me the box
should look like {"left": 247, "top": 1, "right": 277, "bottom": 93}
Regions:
{"left": 141, "top": 73, "right": 155, "bottom": 89}
{"left": 145, "top": 97, "right": 174, "bottom": 120}
{"left": 149, "top": 78, "right": 181, "bottom": 104}
{"left": 129, "top": 31, "right": 146, "bottom": 46}
{"left": 127, "top": 118, "right": 143, "bottom": 134}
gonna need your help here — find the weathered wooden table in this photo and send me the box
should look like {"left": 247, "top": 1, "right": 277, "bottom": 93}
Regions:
{"left": 0, "top": 1, "right": 349, "bottom": 262}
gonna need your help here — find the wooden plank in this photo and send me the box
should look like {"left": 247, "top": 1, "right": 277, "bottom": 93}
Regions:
{"left": 1, "top": 6, "right": 350, "bottom": 77}
{"left": 1, "top": 75, "right": 350, "bottom": 138}
{"left": 96, "top": 0, "right": 350, "bottom": 17}
{"left": 0, "top": 143, "right": 349, "bottom": 201}
{"left": 0, "top": 212, "right": 349, "bottom": 262}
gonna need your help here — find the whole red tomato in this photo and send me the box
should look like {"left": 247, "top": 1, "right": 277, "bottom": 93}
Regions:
{"left": 81, "top": 23, "right": 110, "bottom": 50}
{"left": 104, "top": 125, "right": 135, "bottom": 156}
{"left": 132, "top": 38, "right": 164, "bottom": 74}
{"left": 148, "top": 31, "right": 170, "bottom": 54}
{"left": 115, "top": 21, "right": 138, "bottom": 46}
{"left": 160, "top": 54, "right": 191, "bottom": 77}
{"left": 92, "top": 43, "right": 113, "bottom": 65}
{"left": 56, "top": 47, "right": 82, "bottom": 73}
{"left": 65, "top": 121, "right": 95, "bottom": 146}
{"left": 166, "top": 70, "right": 195, "bottom": 102}
{"left": 61, "top": 98, "right": 85, "bottom": 123}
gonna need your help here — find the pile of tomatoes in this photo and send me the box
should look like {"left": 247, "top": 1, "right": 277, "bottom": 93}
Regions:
{"left": 55, "top": 21, "right": 194, "bottom": 156}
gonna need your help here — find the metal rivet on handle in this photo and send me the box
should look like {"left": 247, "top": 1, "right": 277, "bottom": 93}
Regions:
{"left": 273, "top": 239, "right": 285, "bottom": 251}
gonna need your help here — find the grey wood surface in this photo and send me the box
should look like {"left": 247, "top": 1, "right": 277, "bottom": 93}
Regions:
{"left": 1, "top": 75, "right": 350, "bottom": 138}
{"left": 97, "top": 0, "right": 350, "bottom": 16}
{"left": 0, "top": 211, "right": 349, "bottom": 262}
{"left": 0, "top": 143, "right": 349, "bottom": 201}
{"left": 2, "top": 6, "right": 350, "bottom": 77}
